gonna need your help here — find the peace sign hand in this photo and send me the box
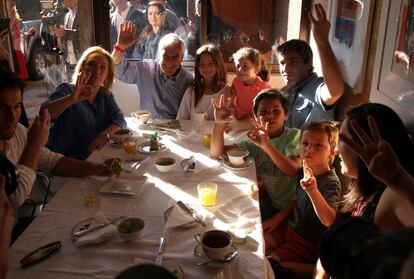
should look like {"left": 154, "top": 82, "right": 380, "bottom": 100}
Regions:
{"left": 340, "top": 116, "right": 404, "bottom": 188}
{"left": 212, "top": 94, "right": 234, "bottom": 124}
{"left": 246, "top": 116, "right": 270, "bottom": 148}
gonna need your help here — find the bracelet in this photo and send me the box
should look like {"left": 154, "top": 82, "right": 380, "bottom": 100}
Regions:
{"left": 100, "top": 132, "right": 110, "bottom": 141}
{"left": 114, "top": 43, "right": 125, "bottom": 53}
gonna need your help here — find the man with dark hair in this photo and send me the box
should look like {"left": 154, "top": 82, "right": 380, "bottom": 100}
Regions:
{"left": 277, "top": 4, "right": 345, "bottom": 129}
{"left": 0, "top": 69, "right": 114, "bottom": 210}
{"left": 111, "top": 0, "right": 146, "bottom": 58}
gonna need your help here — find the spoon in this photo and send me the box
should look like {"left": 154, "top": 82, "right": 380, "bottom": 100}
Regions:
{"left": 196, "top": 251, "right": 238, "bottom": 266}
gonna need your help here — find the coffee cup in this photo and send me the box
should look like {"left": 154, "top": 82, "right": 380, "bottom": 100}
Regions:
{"left": 110, "top": 129, "right": 132, "bottom": 144}
{"left": 227, "top": 149, "right": 249, "bottom": 166}
{"left": 131, "top": 111, "right": 151, "bottom": 125}
{"left": 195, "top": 230, "right": 232, "bottom": 259}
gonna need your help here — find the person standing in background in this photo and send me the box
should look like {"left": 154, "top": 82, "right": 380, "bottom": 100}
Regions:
{"left": 6, "top": 0, "right": 28, "bottom": 80}
{"left": 111, "top": 0, "right": 146, "bottom": 58}
{"left": 52, "top": 0, "right": 80, "bottom": 77}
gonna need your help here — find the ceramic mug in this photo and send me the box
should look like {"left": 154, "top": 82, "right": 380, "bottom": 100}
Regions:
{"left": 131, "top": 111, "right": 151, "bottom": 125}
{"left": 227, "top": 149, "right": 249, "bottom": 166}
{"left": 110, "top": 129, "right": 132, "bottom": 144}
{"left": 195, "top": 230, "right": 232, "bottom": 259}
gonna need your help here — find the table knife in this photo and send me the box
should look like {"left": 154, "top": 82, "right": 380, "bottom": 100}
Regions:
{"left": 177, "top": 201, "right": 206, "bottom": 227}
{"left": 155, "top": 236, "right": 166, "bottom": 266}
{"left": 183, "top": 156, "right": 194, "bottom": 174}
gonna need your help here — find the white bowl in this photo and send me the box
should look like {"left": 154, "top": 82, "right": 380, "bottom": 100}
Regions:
{"left": 117, "top": 217, "right": 145, "bottom": 241}
{"left": 155, "top": 157, "right": 176, "bottom": 173}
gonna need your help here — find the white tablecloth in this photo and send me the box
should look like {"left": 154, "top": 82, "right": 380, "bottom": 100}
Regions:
{"left": 8, "top": 119, "right": 273, "bottom": 279}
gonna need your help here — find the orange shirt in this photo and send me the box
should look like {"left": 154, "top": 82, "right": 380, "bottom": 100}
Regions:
{"left": 232, "top": 76, "right": 271, "bottom": 119}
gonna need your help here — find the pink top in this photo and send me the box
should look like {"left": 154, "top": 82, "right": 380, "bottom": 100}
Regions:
{"left": 232, "top": 76, "right": 271, "bottom": 119}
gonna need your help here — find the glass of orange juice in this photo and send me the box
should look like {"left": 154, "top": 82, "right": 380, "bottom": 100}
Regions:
{"left": 197, "top": 182, "right": 217, "bottom": 207}
{"left": 202, "top": 133, "right": 212, "bottom": 148}
{"left": 122, "top": 135, "right": 137, "bottom": 154}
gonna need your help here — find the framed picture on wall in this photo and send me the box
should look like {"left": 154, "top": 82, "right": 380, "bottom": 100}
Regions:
{"left": 328, "top": 0, "right": 375, "bottom": 92}
{"left": 370, "top": 0, "right": 414, "bottom": 136}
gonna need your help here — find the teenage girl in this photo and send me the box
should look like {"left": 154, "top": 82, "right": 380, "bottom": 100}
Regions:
{"left": 177, "top": 44, "right": 229, "bottom": 120}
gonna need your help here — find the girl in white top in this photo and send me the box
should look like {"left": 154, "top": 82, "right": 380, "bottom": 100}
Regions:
{"left": 177, "top": 44, "right": 230, "bottom": 120}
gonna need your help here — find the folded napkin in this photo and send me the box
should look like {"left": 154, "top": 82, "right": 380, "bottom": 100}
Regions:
{"left": 75, "top": 212, "right": 117, "bottom": 247}
{"left": 165, "top": 204, "right": 201, "bottom": 229}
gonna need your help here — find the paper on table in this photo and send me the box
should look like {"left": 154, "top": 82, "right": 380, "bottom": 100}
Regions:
{"left": 165, "top": 205, "right": 204, "bottom": 229}
{"left": 75, "top": 212, "right": 116, "bottom": 247}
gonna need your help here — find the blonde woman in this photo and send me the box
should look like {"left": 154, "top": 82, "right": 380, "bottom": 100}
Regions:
{"left": 42, "top": 46, "right": 127, "bottom": 160}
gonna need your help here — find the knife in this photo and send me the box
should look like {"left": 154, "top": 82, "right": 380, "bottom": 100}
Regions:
{"left": 73, "top": 216, "right": 124, "bottom": 238}
{"left": 155, "top": 236, "right": 166, "bottom": 266}
{"left": 183, "top": 156, "right": 195, "bottom": 174}
{"left": 177, "top": 201, "right": 206, "bottom": 227}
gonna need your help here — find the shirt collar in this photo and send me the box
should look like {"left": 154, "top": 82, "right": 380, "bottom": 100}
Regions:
{"left": 117, "top": 4, "right": 131, "bottom": 18}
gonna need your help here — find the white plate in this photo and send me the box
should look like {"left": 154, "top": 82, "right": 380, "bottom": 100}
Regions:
{"left": 123, "top": 158, "right": 146, "bottom": 172}
{"left": 222, "top": 156, "right": 254, "bottom": 171}
{"left": 194, "top": 244, "right": 238, "bottom": 267}
{"left": 137, "top": 142, "right": 166, "bottom": 154}
{"left": 99, "top": 176, "right": 146, "bottom": 196}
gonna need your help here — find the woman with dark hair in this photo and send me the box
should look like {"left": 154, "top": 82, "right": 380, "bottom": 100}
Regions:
{"left": 314, "top": 103, "right": 414, "bottom": 279}
{"left": 177, "top": 44, "right": 229, "bottom": 120}
{"left": 138, "top": 1, "right": 172, "bottom": 59}
{"left": 42, "top": 46, "right": 126, "bottom": 160}
{"left": 337, "top": 103, "right": 414, "bottom": 228}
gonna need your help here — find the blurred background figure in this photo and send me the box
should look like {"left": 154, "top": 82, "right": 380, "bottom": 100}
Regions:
{"left": 6, "top": 0, "right": 28, "bottom": 79}
{"left": 137, "top": 1, "right": 172, "bottom": 59}
{"left": 51, "top": 0, "right": 80, "bottom": 78}
{"left": 110, "top": 0, "right": 146, "bottom": 58}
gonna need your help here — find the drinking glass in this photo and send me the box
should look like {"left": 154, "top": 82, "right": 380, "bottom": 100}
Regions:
{"left": 122, "top": 135, "right": 137, "bottom": 154}
{"left": 197, "top": 182, "right": 217, "bottom": 207}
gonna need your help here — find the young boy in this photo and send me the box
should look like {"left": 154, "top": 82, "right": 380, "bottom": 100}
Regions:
{"left": 211, "top": 88, "right": 301, "bottom": 221}
{"left": 264, "top": 121, "right": 341, "bottom": 267}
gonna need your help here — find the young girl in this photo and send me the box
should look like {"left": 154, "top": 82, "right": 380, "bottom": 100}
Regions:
{"left": 177, "top": 44, "right": 229, "bottom": 120}
{"left": 226, "top": 47, "right": 271, "bottom": 132}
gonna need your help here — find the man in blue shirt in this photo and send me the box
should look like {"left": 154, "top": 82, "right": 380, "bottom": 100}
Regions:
{"left": 277, "top": 4, "right": 345, "bottom": 129}
{"left": 112, "top": 21, "right": 193, "bottom": 119}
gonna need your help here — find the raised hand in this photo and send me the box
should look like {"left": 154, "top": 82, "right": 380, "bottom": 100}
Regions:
{"left": 340, "top": 116, "right": 405, "bottom": 188}
{"left": 26, "top": 108, "right": 51, "bottom": 148}
{"left": 117, "top": 21, "right": 138, "bottom": 50}
{"left": 300, "top": 160, "right": 317, "bottom": 193}
{"left": 212, "top": 94, "right": 234, "bottom": 124}
{"left": 246, "top": 116, "right": 270, "bottom": 148}
{"left": 309, "top": 3, "right": 330, "bottom": 45}
{"left": 73, "top": 71, "right": 94, "bottom": 102}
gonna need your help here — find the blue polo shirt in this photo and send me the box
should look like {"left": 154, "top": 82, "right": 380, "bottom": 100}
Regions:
{"left": 115, "top": 58, "right": 194, "bottom": 119}
{"left": 282, "top": 73, "right": 338, "bottom": 129}
{"left": 44, "top": 83, "right": 126, "bottom": 160}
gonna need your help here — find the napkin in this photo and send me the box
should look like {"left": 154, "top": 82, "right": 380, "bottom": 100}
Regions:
{"left": 165, "top": 205, "right": 199, "bottom": 229}
{"left": 75, "top": 212, "right": 117, "bottom": 247}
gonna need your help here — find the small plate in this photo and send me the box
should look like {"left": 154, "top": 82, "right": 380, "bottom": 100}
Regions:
{"left": 222, "top": 156, "right": 254, "bottom": 171}
{"left": 123, "top": 158, "right": 145, "bottom": 172}
{"left": 194, "top": 244, "right": 238, "bottom": 267}
{"left": 99, "top": 176, "right": 146, "bottom": 196}
{"left": 137, "top": 142, "right": 166, "bottom": 154}
{"left": 163, "top": 205, "right": 198, "bottom": 229}
{"left": 71, "top": 218, "right": 94, "bottom": 240}
{"left": 180, "top": 158, "right": 195, "bottom": 172}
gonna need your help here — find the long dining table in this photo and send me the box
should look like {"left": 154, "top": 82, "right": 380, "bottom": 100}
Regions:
{"left": 7, "top": 119, "right": 274, "bottom": 279}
